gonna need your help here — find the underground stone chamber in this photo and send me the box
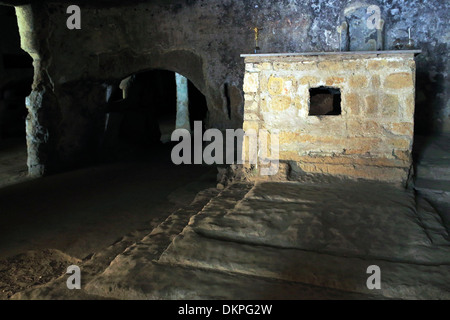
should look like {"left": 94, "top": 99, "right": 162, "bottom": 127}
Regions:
{"left": 0, "top": 0, "right": 448, "bottom": 301}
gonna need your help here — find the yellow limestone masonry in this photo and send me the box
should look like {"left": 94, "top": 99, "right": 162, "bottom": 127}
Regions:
{"left": 242, "top": 52, "right": 417, "bottom": 184}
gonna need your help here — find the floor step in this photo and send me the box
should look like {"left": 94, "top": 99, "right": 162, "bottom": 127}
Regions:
{"left": 415, "top": 134, "right": 450, "bottom": 182}
{"left": 157, "top": 180, "right": 450, "bottom": 299}
{"left": 158, "top": 225, "right": 450, "bottom": 299}
{"left": 415, "top": 178, "right": 450, "bottom": 193}
{"left": 10, "top": 187, "right": 222, "bottom": 300}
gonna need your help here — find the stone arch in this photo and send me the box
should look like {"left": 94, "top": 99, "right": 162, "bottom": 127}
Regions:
{"left": 99, "top": 49, "right": 215, "bottom": 128}
{"left": 14, "top": 4, "right": 229, "bottom": 174}
{"left": 101, "top": 50, "right": 206, "bottom": 102}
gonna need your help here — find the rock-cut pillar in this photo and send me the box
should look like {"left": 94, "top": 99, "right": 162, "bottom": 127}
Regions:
{"left": 175, "top": 73, "right": 190, "bottom": 131}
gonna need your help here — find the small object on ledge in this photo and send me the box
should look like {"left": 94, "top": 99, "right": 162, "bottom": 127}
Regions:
{"left": 394, "top": 38, "right": 405, "bottom": 50}
{"left": 252, "top": 27, "right": 263, "bottom": 54}
{"left": 394, "top": 27, "right": 416, "bottom": 50}
{"left": 406, "top": 27, "right": 415, "bottom": 49}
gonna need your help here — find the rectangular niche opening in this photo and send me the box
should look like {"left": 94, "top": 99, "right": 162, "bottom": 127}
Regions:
{"left": 309, "top": 86, "right": 341, "bottom": 116}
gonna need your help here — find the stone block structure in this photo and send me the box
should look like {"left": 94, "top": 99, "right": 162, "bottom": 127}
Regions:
{"left": 241, "top": 51, "right": 420, "bottom": 184}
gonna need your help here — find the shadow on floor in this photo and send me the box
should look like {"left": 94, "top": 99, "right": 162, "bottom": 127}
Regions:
{"left": 0, "top": 142, "right": 217, "bottom": 260}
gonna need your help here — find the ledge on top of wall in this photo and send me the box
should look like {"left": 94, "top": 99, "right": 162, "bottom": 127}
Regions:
{"left": 240, "top": 50, "right": 422, "bottom": 58}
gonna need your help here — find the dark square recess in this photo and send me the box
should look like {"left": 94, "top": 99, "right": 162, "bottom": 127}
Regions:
{"left": 309, "top": 86, "right": 341, "bottom": 116}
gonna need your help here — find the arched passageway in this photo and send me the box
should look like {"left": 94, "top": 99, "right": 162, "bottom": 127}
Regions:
{"left": 102, "top": 69, "right": 208, "bottom": 159}
{"left": 0, "top": 5, "right": 33, "bottom": 187}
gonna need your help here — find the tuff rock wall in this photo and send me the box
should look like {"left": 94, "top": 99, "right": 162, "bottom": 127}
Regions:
{"left": 1, "top": 0, "right": 447, "bottom": 174}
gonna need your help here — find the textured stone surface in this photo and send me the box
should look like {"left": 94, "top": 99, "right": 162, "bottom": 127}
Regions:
{"left": 83, "top": 182, "right": 385, "bottom": 300}
{"left": 11, "top": 179, "right": 450, "bottom": 300}
{"left": 188, "top": 181, "right": 449, "bottom": 263}
{"left": 384, "top": 72, "right": 414, "bottom": 89}
{"left": 414, "top": 134, "right": 450, "bottom": 233}
{"left": 159, "top": 225, "right": 450, "bottom": 299}
{"left": 157, "top": 181, "right": 450, "bottom": 299}
{"left": 3, "top": 0, "right": 448, "bottom": 173}
{"left": 242, "top": 53, "right": 416, "bottom": 183}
